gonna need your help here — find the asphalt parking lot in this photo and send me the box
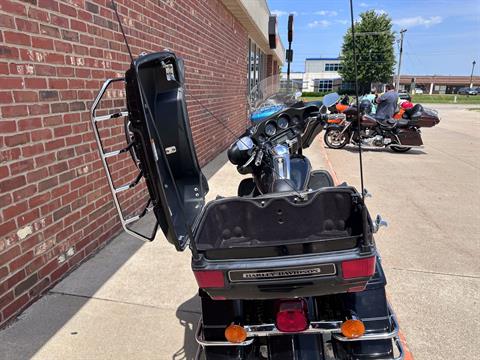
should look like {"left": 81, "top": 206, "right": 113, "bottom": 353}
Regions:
{"left": 322, "top": 104, "right": 480, "bottom": 360}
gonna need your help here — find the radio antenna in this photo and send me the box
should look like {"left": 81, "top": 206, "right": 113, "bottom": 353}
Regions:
{"left": 349, "top": 0, "right": 365, "bottom": 199}
{"left": 111, "top": 0, "right": 134, "bottom": 63}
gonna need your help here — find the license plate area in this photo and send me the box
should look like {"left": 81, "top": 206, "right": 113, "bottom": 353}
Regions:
{"left": 228, "top": 264, "right": 336, "bottom": 283}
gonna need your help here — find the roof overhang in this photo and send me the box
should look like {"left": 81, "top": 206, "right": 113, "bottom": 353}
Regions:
{"left": 221, "top": 0, "right": 285, "bottom": 65}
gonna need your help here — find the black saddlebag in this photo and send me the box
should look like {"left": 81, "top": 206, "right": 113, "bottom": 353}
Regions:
{"left": 396, "top": 128, "right": 423, "bottom": 146}
{"left": 192, "top": 187, "right": 376, "bottom": 300}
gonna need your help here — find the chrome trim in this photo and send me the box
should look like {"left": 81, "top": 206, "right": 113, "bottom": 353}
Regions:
{"left": 91, "top": 78, "right": 157, "bottom": 242}
{"left": 195, "top": 318, "right": 254, "bottom": 347}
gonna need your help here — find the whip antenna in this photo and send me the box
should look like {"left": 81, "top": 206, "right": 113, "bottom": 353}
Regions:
{"left": 349, "top": 0, "right": 365, "bottom": 199}
{"left": 111, "top": 0, "right": 134, "bottom": 63}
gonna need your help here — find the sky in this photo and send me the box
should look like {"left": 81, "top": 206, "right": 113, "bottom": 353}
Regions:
{"left": 267, "top": 0, "right": 480, "bottom": 76}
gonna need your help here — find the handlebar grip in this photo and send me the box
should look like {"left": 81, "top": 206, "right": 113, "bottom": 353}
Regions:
{"left": 254, "top": 149, "right": 264, "bottom": 167}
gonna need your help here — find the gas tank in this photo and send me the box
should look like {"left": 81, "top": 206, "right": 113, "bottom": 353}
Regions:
{"left": 361, "top": 114, "right": 377, "bottom": 126}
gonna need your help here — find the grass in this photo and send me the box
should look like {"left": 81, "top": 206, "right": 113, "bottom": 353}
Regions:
{"left": 411, "top": 94, "right": 480, "bottom": 104}
{"left": 303, "top": 94, "right": 480, "bottom": 105}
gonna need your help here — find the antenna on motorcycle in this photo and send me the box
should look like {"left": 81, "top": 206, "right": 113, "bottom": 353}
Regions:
{"left": 349, "top": 0, "right": 365, "bottom": 199}
{"left": 111, "top": 0, "right": 134, "bottom": 63}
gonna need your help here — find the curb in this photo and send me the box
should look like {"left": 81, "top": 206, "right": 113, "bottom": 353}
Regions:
{"left": 318, "top": 138, "right": 414, "bottom": 360}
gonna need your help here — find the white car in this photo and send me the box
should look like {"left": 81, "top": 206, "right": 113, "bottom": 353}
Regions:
{"left": 414, "top": 88, "right": 424, "bottom": 94}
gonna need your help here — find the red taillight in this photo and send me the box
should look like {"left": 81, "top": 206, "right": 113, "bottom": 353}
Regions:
{"left": 341, "top": 256, "right": 376, "bottom": 279}
{"left": 193, "top": 271, "right": 225, "bottom": 288}
{"left": 275, "top": 299, "right": 309, "bottom": 333}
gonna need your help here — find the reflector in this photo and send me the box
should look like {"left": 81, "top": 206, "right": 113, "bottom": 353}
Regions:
{"left": 341, "top": 319, "right": 365, "bottom": 339}
{"left": 225, "top": 323, "right": 247, "bottom": 343}
{"left": 275, "top": 299, "right": 308, "bottom": 333}
{"left": 341, "top": 256, "right": 376, "bottom": 279}
{"left": 193, "top": 270, "right": 225, "bottom": 288}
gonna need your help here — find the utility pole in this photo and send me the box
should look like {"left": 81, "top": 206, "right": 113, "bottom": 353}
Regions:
{"left": 395, "top": 29, "right": 407, "bottom": 91}
{"left": 470, "top": 60, "right": 476, "bottom": 88}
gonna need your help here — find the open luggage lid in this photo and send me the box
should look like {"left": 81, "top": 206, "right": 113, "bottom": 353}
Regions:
{"left": 124, "top": 52, "right": 208, "bottom": 251}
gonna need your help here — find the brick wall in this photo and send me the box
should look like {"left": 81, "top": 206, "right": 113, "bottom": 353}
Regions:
{"left": 0, "top": 0, "right": 249, "bottom": 326}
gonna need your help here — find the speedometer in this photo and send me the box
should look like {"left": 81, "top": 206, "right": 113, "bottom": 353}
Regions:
{"left": 277, "top": 116, "right": 289, "bottom": 129}
{"left": 264, "top": 123, "right": 277, "bottom": 137}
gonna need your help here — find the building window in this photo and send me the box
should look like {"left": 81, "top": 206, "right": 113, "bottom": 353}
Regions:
{"left": 314, "top": 79, "right": 333, "bottom": 92}
{"left": 324, "top": 63, "right": 342, "bottom": 72}
{"left": 248, "top": 39, "right": 266, "bottom": 91}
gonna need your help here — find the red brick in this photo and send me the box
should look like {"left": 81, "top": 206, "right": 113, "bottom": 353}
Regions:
{"left": 0, "top": 166, "right": 9, "bottom": 179}
{"left": 0, "top": 120, "right": 16, "bottom": 132}
{"left": 0, "top": 175, "right": 26, "bottom": 193}
{"left": 9, "top": 251, "right": 34, "bottom": 273}
{"left": 29, "top": 103, "right": 50, "bottom": 116}
{"left": 25, "top": 78, "right": 47, "bottom": 89}
{"left": 4, "top": 32, "right": 31, "bottom": 46}
{"left": 38, "top": 177, "right": 58, "bottom": 192}
{"left": 38, "top": 0, "right": 59, "bottom": 12}
{"left": 31, "top": 129, "right": 52, "bottom": 142}
{"left": 9, "top": 159, "right": 34, "bottom": 175}
{"left": 0, "top": 1, "right": 27, "bottom": 16}
{"left": 0, "top": 194, "right": 12, "bottom": 208}
{"left": 0, "top": 291, "right": 14, "bottom": 311}
{"left": 0, "top": 46, "right": 19, "bottom": 60}
{"left": 18, "top": 118, "right": 42, "bottom": 131}
{"left": 13, "top": 91, "right": 38, "bottom": 103}
{"left": 15, "top": 18, "right": 39, "bottom": 34}
{"left": 0, "top": 77, "right": 24, "bottom": 89}
{"left": 35, "top": 64, "right": 56, "bottom": 76}
{"left": 48, "top": 78, "right": 68, "bottom": 89}
{"left": 12, "top": 184, "right": 37, "bottom": 202}
{"left": 2, "top": 201, "right": 28, "bottom": 220}
{"left": 2, "top": 105, "right": 29, "bottom": 118}
{"left": 17, "top": 209, "right": 40, "bottom": 227}
{"left": 28, "top": 7, "right": 50, "bottom": 22}
{"left": 2, "top": 293, "right": 29, "bottom": 321}
{"left": 4, "top": 133, "right": 29, "bottom": 146}
{"left": 31, "top": 37, "right": 54, "bottom": 50}
{"left": 0, "top": 91, "right": 13, "bottom": 104}
{"left": 0, "top": 245, "right": 20, "bottom": 265}
{"left": 28, "top": 192, "right": 51, "bottom": 208}
{"left": 26, "top": 167, "right": 47, "bottom": 183}
{"left": 0, "top": 14, "right": 16, "bottom": 29}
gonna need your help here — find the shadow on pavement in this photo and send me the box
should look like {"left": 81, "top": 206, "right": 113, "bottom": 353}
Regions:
{"left": 173, "top": 295, "right": 202, "bottom": 360}
{"left": 0, "top": 231, "right": 145, "bottom": 360}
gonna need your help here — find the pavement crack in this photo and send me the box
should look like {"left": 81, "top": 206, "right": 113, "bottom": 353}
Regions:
{"left": 48, "top": 290, "right": 201, "bottom": 314}
{"left": 388, "top": 267, "right": 480, "bottom": 279}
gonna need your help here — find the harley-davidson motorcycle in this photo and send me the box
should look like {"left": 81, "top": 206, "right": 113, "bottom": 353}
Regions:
{"left": 91, "top": 52, "right": 405, "bottom": 359}
{"left": 323, "top": 93, "right": 440, "bottom": 152}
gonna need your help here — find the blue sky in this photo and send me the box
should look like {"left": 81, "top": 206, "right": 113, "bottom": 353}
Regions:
{"left": 267, "top": 0, "right": 480, "bottom": 76}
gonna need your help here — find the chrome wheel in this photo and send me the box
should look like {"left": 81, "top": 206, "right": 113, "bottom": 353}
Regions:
{"left": 324, "top": 129, "right": 348, "bottom": 149}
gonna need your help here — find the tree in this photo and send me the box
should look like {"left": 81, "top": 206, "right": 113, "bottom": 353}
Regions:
{"left": 339, "top": 10, "right": 396, "bottom": 93}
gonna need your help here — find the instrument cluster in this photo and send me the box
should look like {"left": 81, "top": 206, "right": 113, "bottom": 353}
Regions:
{"left": 256, "top": 113, "right": 303, "bottom": 141}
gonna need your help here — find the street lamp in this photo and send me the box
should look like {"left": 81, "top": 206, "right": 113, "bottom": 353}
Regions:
{"left": 470, "top": 60, "right": 476, "bottom": 88}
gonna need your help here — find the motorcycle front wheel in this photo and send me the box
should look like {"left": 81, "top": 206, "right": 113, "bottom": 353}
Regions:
{"left": 324, "top": 128, "right": 349, "bottom": 149}
{"left": 390, "top": 145, "right": 411, "bottom": 153}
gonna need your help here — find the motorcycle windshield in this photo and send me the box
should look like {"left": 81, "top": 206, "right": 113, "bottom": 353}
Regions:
{"left": 249, "top": 75, "right": 303, "bottom": 122}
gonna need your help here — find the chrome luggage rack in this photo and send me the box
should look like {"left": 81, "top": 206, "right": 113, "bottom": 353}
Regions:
{"left": 195, "top": 303, "right": 404, "bottom": 360}
{"left": 91, "top": 78, "right": 158, "bottom": 242}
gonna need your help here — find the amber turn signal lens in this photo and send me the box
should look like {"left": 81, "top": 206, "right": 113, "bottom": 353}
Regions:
{"left": 225, "top": 323, "right": 247, "bottom": 343}
{"left": 340, "top": 319, "right": 366, "bottom": 339}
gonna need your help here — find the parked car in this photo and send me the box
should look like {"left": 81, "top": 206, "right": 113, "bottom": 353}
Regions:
{"left": 458, "top": 87, "right": 478, "bottom": 95}
{"left": 414, "top": 88, "right": 424, "bottom": 94}
{"left": 398, "top": 91, "right": 412, "bottom": 101}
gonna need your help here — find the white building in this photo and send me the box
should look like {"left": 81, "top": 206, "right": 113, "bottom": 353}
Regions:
{"left": 283, "top": 57, "right": 343, "bottom": 92}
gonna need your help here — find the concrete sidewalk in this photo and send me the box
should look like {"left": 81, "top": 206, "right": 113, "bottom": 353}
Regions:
{"left": 0, "top": 139, "right": 329, "bottom": 360}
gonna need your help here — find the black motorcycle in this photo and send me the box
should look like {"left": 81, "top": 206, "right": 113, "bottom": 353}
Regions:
{"left": 323, "top": 93, "right": 440, "bottom": 153}
{"left": 91, "top": 53, "right": 405, "bottom": 359}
